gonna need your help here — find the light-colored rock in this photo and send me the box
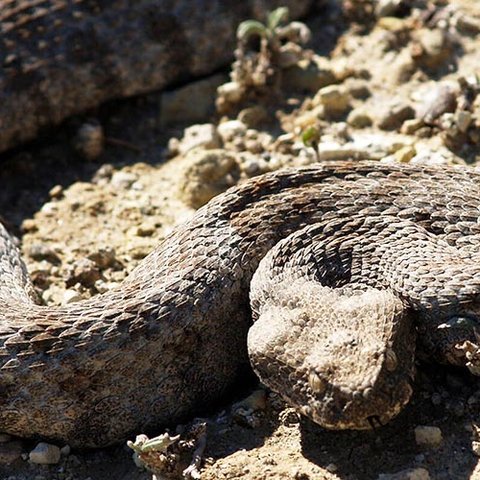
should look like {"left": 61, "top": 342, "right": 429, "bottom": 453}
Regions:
{"left": 377, "top": 101, "right": 415, "bottom": 130}
{"left": 110, "top": 171, "right": 138, "bottom": 190}
{"left": 62, "top": 289, "right": 83, "bottom": 305}
{"left": 217, "top": 81, "right": 245, "bottom": 104}
{"left": 178, "top": 124, "right": 221, "bottom": 155}
{"left": 217, "top": 120, "right": 247, "bottom": 142}
{"left": 315, "top": 85, "right": 351, "bottom": 117}
{"left": 238, "top": 106, "right": 268, "bottom": 128}
{"left": 414, "top": 425, "right": 443, "bottom": 448}
{"left": 29, "top": 442, "right": 61, "bottom": 465}
{"left": 375, "top": 0, "right": 403, "bottom": 18}
{"left": 161, "top": 73, "right": 227, "bottom": 126}
{"left": 177, "top": 149, "right": 240, "bottom": 208}
{"left": 394, "top": 146, "right": 416, "bottom": 163}
{"left": 282, "top": 57, "right": 336, "bottom": 92}
{"left": 347, "top": 108, "right": 373, "bottom": 128}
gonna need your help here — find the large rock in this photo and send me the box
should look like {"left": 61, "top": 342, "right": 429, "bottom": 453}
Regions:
{"left": 0, "top": 0, "right": 316, "bottom": 152}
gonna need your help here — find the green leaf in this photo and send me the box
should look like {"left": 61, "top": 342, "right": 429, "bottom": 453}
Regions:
{"left": 267, "top": 7, "right": 289, "bottom": 31}
{"left": 302, "top": 126, "right": 320, "bottom": 147}
{"left": 237, "top": 20, "right": 268, "bottom": 42}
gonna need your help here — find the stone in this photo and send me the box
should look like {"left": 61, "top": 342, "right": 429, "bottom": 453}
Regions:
{"left": 177, "top": 149, "right": 240, "bottom": 208}
{"left": 455, "top": 110, "right": 472, "bottom": 133}
{"left": 315, "top": 85, "right": 351, "bottom": 117}
{"left": 282, "top": 58, "right": 336, "bottom": 93}
{"left": 238, "top": 106, "right": 268, "bottom": 128}
{"left": 110, "top": 171, "right": 138, "bottom": 190}
{"left": 394, "top": 146, "right": 416, "bottom": 163}
{"left": 377, "top": 101, "right": 415, "bottom": 130}
{"left": 401, "top": 118, "right": 424, "bottom": 135}
{"left": 28, "top": 243, "right": 61, "bottom": 264}
{"left": 414, "top": 425, "right": 443, "bottom": 448}
{"left": 375, "top": 0, "right": 404, "bottom": 18}
{"left": 74, "top": 121, "right": 104, "bottom": 161}
{"left": 178, "top": 124, "right": 221, "bottom": 155}
{"left": 217, "top": 81, "right": 245, "bottom": 104}
{"left": 161, "top": 73, "right": 227, "bottom": 127}
{"left": 29, "top": 442, "right": 61, "bottom": 465}
{"left": 217, "top": 120, "right": 247, "bottom": 143}
{"left": 65, "top": 258, "right": 101, "bottom": 288}
{"left": 347, "top": 108, "right": 373, "bottom": 128}
{"left": 416, "top": 84, "right": 457, "bottom": 124}
{"left": 62, "top": 289, "right": 83, "bottom": 305}
{"left": 411, "top": 28, "right": 453, "bottom": 70}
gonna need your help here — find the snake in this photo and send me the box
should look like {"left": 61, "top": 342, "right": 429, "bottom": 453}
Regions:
{"left": 1, "top": 160, "right": 480, "bottom": 448}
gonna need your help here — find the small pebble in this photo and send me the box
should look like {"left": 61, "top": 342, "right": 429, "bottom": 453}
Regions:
{"left": 74, "top": 121, "right": 104, "bottom": 160}
{"left": 110, "top": 171, "right": 138, "bottom": 190}
{"left": 62, "top": 290, "right": 83, "bottom": 305}
{"left": 414, "top": 425, "right": 443, "bottom": 448}
{"left": 49, "top": 185, "right": 64, "bottom": 199}
{"left": 29, "top": 442, "right": 61, "bottom": 465}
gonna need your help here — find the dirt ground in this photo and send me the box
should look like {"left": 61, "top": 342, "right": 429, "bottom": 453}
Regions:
{"left": 2, "top": 1, "right": 480, "bottom": 479}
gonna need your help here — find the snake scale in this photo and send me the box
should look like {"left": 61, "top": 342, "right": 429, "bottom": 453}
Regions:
{"left": 2, "top": 160, "right": 480, "bottom": 447}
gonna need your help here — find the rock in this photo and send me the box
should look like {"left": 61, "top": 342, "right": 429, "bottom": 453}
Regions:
{"left": 314, "top": 85, "right": 351, "bottom": 117}
{"left": 0, "top": 441, "right": 23, "bottom": 464}
{"left": 389, "top": 50, "right": 415, "bottom": 85}
{"left": 414, "top": 425, "right": 443, "bottom": 448}
{"left": 455, "top": 110, "right": 472, "bottom": 133}
{"left": 74, "top": 121, "right": 104, "bottom": 161}
{"left": 28, "top": 243, "right": 61, "bottom": 264}
{"left": 401, "top": 118, "right": 424, "bottom": 135}
{"left": 110, "top": 171, "right": 138, "bottom": 190}
{"left": 394, "top": 145, "right": 416, "bottom": 163}
{"left": 238, "top": 106, "right": 269, "bottom": 128}
{"left": 88, "top": 247, "right": 117, "bottom": 269}
{"left": 62, "top": 289, "right": 83, "bottom": 305}
{"left": 377, "top": 467, "right": 431, "bottom": 480}
{"left": 29, "top": 442, "right": 61, "bottom": 465}
{"left": 217, "top": 81, "right": 245, "bottom": 104}
{"left": 345, "top": 79, "right": 371, "bottom": 99}
{"left": 161, "top": 73, "right": 227, "bottom": 126}
{"left": 49, "top": 185, "right": 64, "bottom": 199}
{"left": 65, "top": 258, "right": 101, "bottom": 288}
{"left": 347, "top": 108, "right": 373, "bottom": 128}
{"left": 411, "top": 28, "right": 453, "bottom": 70}
{"left": 416, "top": 84, "right": 457, "bottom": 124}
{"left": 375, "top": 0, "right": 404, "bottom": 18}
{"left": 282, "top": 58, "right": 336, "bottom": 92}
{"left": 177, "top": 149, "right": 240, "bottom": 208}
{"left": 178, "top": 124, "right": 221, "bottom": 155}
{"left": 455, "top": 14, "right": 480, "bottom": 35}
{"left": 217, "top": 120, "right": 247, "bottom": 143}
{"left": 377, "top": 101, "right": 415, "bottom": 130}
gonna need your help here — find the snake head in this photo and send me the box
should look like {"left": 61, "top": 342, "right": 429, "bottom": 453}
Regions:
{"left": 248, "top": 282, "right": 416, "bottom": 430}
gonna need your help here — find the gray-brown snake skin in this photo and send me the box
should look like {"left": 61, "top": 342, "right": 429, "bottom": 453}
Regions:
{"left": 2, "top": 160, "right": 480, "bottom": 447}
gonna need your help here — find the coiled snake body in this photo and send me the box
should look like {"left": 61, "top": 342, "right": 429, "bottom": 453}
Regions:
{"left": 2, "top": 161, "right": 480, "bottom": 447}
